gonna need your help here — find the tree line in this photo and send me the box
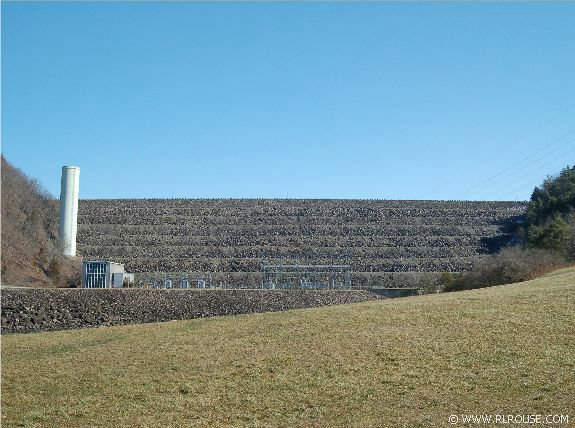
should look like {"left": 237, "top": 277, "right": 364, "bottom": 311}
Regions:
{"left": 442, "top": 165, "right": 574, "bottom": 292}
{"left": 1, "top": 156, "right": 80, "bottom": 287}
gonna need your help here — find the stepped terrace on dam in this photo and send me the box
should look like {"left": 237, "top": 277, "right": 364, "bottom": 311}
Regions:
{"left": 77, "top": 199, "right": 526, "bottom": 288}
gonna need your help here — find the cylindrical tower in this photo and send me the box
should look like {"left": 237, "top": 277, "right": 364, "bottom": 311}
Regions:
{"left": 59, "top": 166, "right": 80, "bottom": 257}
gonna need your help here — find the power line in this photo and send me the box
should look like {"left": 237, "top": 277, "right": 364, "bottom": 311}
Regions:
{"left": 476, "top": 138, "right": 575, "bottom": 197}
{"left": 468, "top": 104, "right": 575, "bottom": 168}
{"left": 460, "top": 130, "right": 575, "bottom": 200}
{"left": 429, "top": 104, "right": 575, "bottom": 197}
{"left": 488, "top": 144, "right": 575, "bottom": 200}
{"left": 484, "top": 144, "right": 575, "bottom": 201}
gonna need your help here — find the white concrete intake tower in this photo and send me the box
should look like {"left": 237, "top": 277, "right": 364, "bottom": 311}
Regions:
{"left": 58, "top": 166, "right": 80, "bottom": 257}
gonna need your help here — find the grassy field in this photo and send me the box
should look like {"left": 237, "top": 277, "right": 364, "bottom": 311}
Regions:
{"left": 2, "top": 268, "right": 574, "bottom": 427}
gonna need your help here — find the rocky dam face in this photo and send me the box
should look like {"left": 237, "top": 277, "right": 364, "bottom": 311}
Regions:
{"left": 76, "top": 199, "right": 526, "bottom": 288}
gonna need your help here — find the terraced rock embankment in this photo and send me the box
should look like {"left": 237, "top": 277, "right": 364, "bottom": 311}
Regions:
{"left": 77, "top": 199, "right": 526, "bottom": 287}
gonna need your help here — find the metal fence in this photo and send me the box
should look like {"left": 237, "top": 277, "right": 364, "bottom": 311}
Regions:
{"left": 261, "top": 264, "right": 352, "bottom": 289}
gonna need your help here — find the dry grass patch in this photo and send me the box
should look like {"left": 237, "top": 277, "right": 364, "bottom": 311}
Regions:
{"left": 2, "top": 268, "right": 575, "bottom": 427}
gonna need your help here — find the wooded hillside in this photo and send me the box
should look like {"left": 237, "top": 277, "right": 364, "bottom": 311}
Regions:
{"left": 1, "top": 156, "right": 80, "bottom": 287}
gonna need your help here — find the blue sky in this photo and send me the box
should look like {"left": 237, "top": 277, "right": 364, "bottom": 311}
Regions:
{"left": 2, "top": 2, "right": 574, "bottom": 200}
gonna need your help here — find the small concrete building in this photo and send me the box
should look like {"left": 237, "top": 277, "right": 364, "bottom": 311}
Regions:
{"left": 82, "top": 261, "right": 133, "bottom": 288}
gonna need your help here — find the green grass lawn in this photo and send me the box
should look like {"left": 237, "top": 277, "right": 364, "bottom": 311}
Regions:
{"left": 2, "top": 268, "right": 574, "bottom": 427}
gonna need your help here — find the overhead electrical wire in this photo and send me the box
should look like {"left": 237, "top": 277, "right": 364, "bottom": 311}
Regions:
{"left": 460, "top": 129, "right": 573, "bottom": 196}
{"left": 459, "top": 129, "right": 574, "bottom": 200}
{"left": 465, "top": 104, "right": 575, "bottom": 169}
{"left": 487, "top": 142, "right": 575, "bottom": 201}
{"left": 466, "top": 137, "right": 575, "bottom": 200}
{"left": 429, "top": 104, "right": 575, "bottom": 198}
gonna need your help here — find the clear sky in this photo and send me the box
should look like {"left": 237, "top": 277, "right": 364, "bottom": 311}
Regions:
{"left": 2, "top": 2, "right": 574, "bottom": 201}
